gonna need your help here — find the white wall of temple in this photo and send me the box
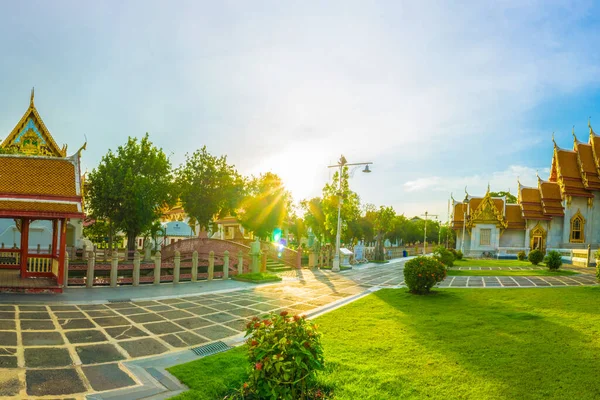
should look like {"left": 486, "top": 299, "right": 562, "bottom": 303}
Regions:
{"left": 499, "top": 230, "right": 525, "bottom": 247}
{"left": 547, "top": 216, "right": 563, "bottom": 248}
{"left": 469, "top": 223, "right": 499, "bottom": 253}
{"left": 591, "top": 194, "right": 600, "bottom": 244}
{"left": 0, "top": 218, "right": 83, "bottom": 250}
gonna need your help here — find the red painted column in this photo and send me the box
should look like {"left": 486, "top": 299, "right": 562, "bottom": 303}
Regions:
{"left": 19, "top": 218, "right": 30, "bottom": 277}
{"left": 52, "top": 219, "right": 58, "bottom": 258}
{"left": 57, "top": 218, "right": 68, "bottom": 285}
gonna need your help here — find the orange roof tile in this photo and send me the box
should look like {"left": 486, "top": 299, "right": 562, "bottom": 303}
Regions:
{"left": 539, "top": 181, "right": 564, "bottom": 216}
{"left": 451, "top": 203, "right": 467, "bottom": 229}
{"left": 519, "top": 187, "right": 550, "bottom": 220}
{"left": 576, "top": 143, "right": 600, "bottom": 190}
{"left": 556, "top": 149, "right": 593, "bottom": 197}
{"left": 505, "top": 204, "right": 525, "bottom": 229}
{"left": 0, "top": 200, "right": 82, "bottom": 218}
{"left": 0, "top": 155, "right": 79, "bottom": 198}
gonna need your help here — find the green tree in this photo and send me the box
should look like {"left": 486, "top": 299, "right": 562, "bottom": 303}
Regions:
{"left": 321, "top": 166, "right": 361, "bottom": 244}
{"left": 238, "top": 173, "right": 291, "bottom": 240}
{"left": 490, "top": 191, "right": 517, "bottom": 204}
{"left": 175, "top": 146, "right": 245, "bottom": 231}
{"left": 83, "top": 219, "right": 112, "bottom": 247}
{"left": 301, "top": 197, "right": 327, "bottom": 244}
{"left": 374, "top": 206, "right": 396, "bottom": 261}
{"left": 86, "top": 134, "right": 173, "bottom": 255}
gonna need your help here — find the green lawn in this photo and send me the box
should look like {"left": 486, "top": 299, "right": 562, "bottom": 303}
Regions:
{"left": 231, "top": 272, "right": 282, "bottom": 283}
{"left": 447, "top": 269, "right": 579, "bottom": 276}
{"left": 168, "top": 287, "right": 600, "bottom": 399}
{"left": 454, "top": 258, "right": 553, "bottom": 267}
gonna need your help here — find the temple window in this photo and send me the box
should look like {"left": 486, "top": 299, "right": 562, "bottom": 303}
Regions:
{"left": 480, "top": 229, "right": 491, "bottom": 246}
{"left": 570, "top": 212, "right": 585, "bottom": 243}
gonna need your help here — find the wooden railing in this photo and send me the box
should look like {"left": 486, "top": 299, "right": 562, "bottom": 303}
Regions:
{"left": 27, "top": 255, "right": 53, "bottom": 273}
{"left": 0, "top": 248, "right": 20, "bottom": 267}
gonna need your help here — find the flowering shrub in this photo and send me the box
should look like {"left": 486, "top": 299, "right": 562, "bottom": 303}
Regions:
{"left": 517, "top": 251, "right": 526, "bottom": 261}
{"left": 433, "top": 246, "right": 454, "bottom": 267}
{"left": 240, "top": 312, "right": 325, "bottom": 399}
{"left": 544, "top": 250, "right": 562, "bottom": 270}
{"left": 404, "top": 256, "right": 447, "bottom": 294}
{"left": 528, "top": 249, "right": 544, "bottom": 265}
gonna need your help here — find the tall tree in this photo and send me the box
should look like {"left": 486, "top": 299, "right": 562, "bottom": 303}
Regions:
{"left": 374, "top": 206, "right": 396, "bottom": 260}
{"left": 321, "top": 166, "right": 361, "bottom": 244}
{"left": 238, "top": 173, "right": 292, "bottom": 240}
{"left": 301, "top": 197, "right": 327, "bottom": 244}
{"left": 175, "top": 146, "right": 245, "bottom": 231}
{"left": 86, "top": 134, "right": 172, "bottom": 254}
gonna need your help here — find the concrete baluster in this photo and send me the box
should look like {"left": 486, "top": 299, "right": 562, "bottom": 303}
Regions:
{"left": 261, "top": 252, "right": 267, "bottom": 273}
{"left": 110, "top": 250, "right": 118, "bottom": 287}
{"left": 86, "top": 251, "right": 95, "bottom": 288}
{"left": 133, "top": 251, "right": 140, "bottom": 286}
{"left": 83, "top": 244, "right": 87, "bottom": 260}
{"left": 296, "top": 245, "right": 302, "bottom": 269}
{"left": 37, "top": 244, "right": 40, "bottom": 254}
{"left": 191, "top": 251, "right": 198, "bottom": 282}
{"left": 173, "top": 250, "right": 181, "bottom": 284}
{"left": 223, "top": 250, "right": 229, "bottom": 280}
{"left": 154, "top": 251, "right": 162, "bottom": 285}
{"left": 237, "top": 251, "right": 244, "bottom": 274}
{"left": 63, "top": 250, "right": 70, "bottom": 287}
{"left": 208, "top": 251, "right": 215, "bottom": 280}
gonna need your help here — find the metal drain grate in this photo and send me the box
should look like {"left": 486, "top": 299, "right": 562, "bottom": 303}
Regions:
{"left": 108, "top": 299, "right": 132, "bottom": 303}
{"left": 191, "top": 341, "right": 231, "bottom": 357}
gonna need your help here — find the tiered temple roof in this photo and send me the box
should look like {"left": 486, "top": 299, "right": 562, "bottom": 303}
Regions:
{"left": 451, "top": 188, "right": 523, "bottom": 230}
{"left": 452, "top": 121, "right": 600, "bottom": 228}
{"left": 0, "top": 91, "right": 84, "bottom": 218}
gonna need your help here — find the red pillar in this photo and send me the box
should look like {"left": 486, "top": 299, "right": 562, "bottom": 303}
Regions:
{"left": 52, "top": 219, "right": 58, "bottom": 258}
{"left": 20, "top": 218, "right": 30, "bottom": 277}
{"left": 57, "top": 219, "right": 68, "bottom": 285}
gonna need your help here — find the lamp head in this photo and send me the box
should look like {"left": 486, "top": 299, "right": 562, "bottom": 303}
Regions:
{"left": 362, "top": 165, "right": 372, "bottom": 173}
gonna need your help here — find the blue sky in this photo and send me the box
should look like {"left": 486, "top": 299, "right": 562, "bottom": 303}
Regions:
{"left": 1, "top": 1, "right": 599, "bottom": 219}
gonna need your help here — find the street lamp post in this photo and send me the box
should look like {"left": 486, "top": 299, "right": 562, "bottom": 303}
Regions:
{"left": 420, "top": 211, "right": 438, "bottom": 255}
{"left": 328, "top": 155, "right": 373, "bottom": 272}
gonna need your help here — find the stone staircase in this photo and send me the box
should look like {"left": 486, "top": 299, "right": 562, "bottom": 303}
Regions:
{"left": 266, "top": 258, "right": 292, "bottom": 273}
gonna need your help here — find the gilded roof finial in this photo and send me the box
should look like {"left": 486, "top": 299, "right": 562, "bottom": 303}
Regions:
{"left": 463, "top": 186, "right": 469, "bottom": 202}
{"left": 30, "top": 87, "right": 35, "bottom": 107}
{"left": 552, "top": 132, "right": 558, "bottom": 150}
{"left": 450, "top": 192, "right": 455, "bottom": 204}
{"left": 486, "top": 182, "right": 490, "bottom": 194}
{"left": 572, "top": 125, "right": 577, "bottom": 144}
{"left": 517, "top": 176, "right": 521, "bottom": 189}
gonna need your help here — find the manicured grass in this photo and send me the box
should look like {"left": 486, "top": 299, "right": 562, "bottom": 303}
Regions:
{"left": 454, "top": 258, "right": 538, "bottom": 267}
{"left": 168, "top": 286, "right": 600, "bottom": 399}
{"left": 447, "top": 269, "right": 579, "bottom": 276}
{"left": 231, "top": 272, "right": 282, "bottom": 283}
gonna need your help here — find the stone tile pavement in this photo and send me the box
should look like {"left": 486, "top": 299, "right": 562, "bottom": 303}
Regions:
{"left": 0, "top": 259, "right": 597, "bottom": 398}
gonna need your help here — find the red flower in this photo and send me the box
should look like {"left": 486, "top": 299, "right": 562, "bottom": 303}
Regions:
{"left": 293, "top": 315, "right": 301, "bottom": 322}
{"left": 418, "top": 273, "right": 422, "bottom": 277}
{"left": 243, "top": 382, "right": 248, "bottom": 389}
{"left": 252, "top": 316, "right": 259, "bottom": 322}
{"left": 253, "top": 322, "right": 261, "bottom": 329}
{"left": 303, "top": 342, "right": 311, "bottom": 348}
{"left": 280, "top": 311, "right": 289, "bottom": 317}
{"left": 251, "top": 340, "right": 258, "bottom": 346}
{"left": 255, "top": 362, "right": 263, "bottom": 370}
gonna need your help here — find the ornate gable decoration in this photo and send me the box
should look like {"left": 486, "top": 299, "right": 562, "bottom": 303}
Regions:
{"left": 468, "top": 189, "right": 508, "bottom": 229}
{"left": 1, "top": 89, "right": 67, "bottom": 157}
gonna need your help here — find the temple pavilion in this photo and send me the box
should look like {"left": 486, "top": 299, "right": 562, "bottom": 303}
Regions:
{"left": 452, "top": 121, "right": 600, "bottom": 257}
{"left": 0, "top": 90, "right": 85, "bottom": 292}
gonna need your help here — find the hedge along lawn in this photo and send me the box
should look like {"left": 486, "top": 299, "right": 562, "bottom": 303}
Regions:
{"left": 167, "top": 287, "right": 600, "bottom": 399}
{"left": 447, "top": 269, "right": 579, "bottom": 276}
{"left": 454, "top": 258, "right": 541, "bottom": 267}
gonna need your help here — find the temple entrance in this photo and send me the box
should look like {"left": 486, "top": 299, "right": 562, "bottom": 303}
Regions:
{"left": 530, "top": 224, "right": 546, "bottom": 253}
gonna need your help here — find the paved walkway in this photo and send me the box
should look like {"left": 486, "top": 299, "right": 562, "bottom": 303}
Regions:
{"left": 0, "top": 259, "right": 597, "bottom": 398}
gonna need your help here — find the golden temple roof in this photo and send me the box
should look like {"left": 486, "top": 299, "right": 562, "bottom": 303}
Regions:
{"left": 519, "top": 186, "right": 550, "bottom": 220}
{"left": 505, "top": 204, "right": 525, "bottom": 229}
{"left": 1, "top": 89, "right": 67, "bottom": 157}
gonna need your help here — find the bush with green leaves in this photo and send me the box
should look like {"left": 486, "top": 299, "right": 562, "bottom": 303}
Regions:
{"left": 404, "top": 256, "right": 447, "bottom": 294}
{"left": 455, "top": 249, "right": 463, "bottom": 260}
{"left": 528, "top": 249, "right": 544, "bottom": 265}
{"left": 596, "top": 262, "right": 600, "bottom": 281}
{"left": 595, "top": 249, "right": 600, "bottom": 260}
{"left": 433, "top": 246, "right": 454, "bottom": 267}
{"left": 517, "top": 251, "right": 526, "bottom": 261}
{"left": 544, "top": 250, "right": 562, "bottom": 270}
{"left": 240, "top": 311, "right": 325, "bottom": 399}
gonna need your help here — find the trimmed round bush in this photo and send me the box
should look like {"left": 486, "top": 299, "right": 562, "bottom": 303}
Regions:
{"left": 433, "top": 246, "right": 454, "bottom": 267}
{"left": 404, "top": 256, "right": 447, "bottom": 294}
{"left": 528, "top": 249, "right": 544, "bottom": 265}
{"left": 544, "top": 250, "right": 562, "bottom": 270}
{"left": 242, "top": 312, "right": 325, "bottom": 399}
{"left": 517, "top": 251, "right": 526, "bottom": 261}
{"left": 455, "top": 250, "right": 463, "bottom": 260}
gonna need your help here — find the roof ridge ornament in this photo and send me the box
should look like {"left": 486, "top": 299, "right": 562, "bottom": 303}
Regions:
{"left": 552, "top": 132, "right": 558, "bottom": 150}
{"left": 30, "top": 87, "right": 34, "bottom": 107}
